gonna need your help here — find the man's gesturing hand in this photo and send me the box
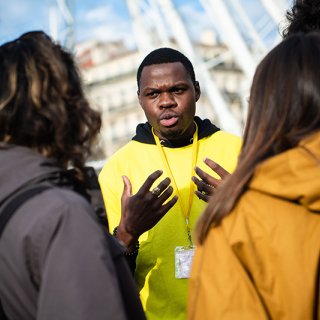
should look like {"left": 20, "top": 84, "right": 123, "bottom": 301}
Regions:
{"left": 117, "top": 170, "right": 178, "bottom": 248}
{"left": 192, "top": 158, "right": 230, "bottom": 203}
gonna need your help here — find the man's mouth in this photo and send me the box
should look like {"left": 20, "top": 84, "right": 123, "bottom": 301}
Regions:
{"left": 159, "top": 116, "right": 179, "bottom": 127}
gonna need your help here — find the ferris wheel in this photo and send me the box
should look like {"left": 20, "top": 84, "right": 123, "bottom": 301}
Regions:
{"left": 51, "top": 0, "right": 290, "bottom": 135}
{"left": 126, "top": 0, "right": 290, "bottom": 134}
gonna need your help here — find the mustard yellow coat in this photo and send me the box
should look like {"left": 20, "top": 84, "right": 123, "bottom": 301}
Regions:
{"left": 188, "top": 132, "right": 320, "bottom": 320}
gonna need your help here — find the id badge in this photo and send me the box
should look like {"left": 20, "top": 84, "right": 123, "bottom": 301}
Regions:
{"left": 175, "top": 246, "right": 196, "bottom": 279}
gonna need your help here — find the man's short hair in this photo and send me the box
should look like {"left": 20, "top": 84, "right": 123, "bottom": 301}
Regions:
{"left": 137, "top": 47, "right": 196, "bottom": 91}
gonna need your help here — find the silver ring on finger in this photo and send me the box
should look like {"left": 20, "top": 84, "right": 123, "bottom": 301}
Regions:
{"left": 151, "top": 186, "right": 161, "bottom": 196}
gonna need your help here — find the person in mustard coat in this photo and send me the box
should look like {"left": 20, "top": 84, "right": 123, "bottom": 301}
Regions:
{"left": 187, "top": 32, "right": 320, "bottom": 319}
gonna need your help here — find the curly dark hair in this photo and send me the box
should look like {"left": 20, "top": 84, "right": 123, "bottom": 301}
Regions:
{"left": 282, "top": 0, "right": 320, "bottom": 38}
{"left": 0, "top": 31, "right": 101, "bottom": 181}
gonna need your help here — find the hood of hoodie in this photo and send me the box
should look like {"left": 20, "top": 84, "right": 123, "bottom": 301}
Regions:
{"left": 132, "top": 116, "right": 220, "bottom": 148}
{"left": 250, "top": 132, "right": 320, "bottom": 212}
{"left": 0, "top": 144, "right": 62, "bottom": 205}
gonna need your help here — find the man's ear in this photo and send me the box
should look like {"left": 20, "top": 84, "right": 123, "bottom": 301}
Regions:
{"left": 137, "top": 90, "right": 142, "bottom": 105}
{"left": 194, "top": 81, "right": 201, "bottom": 102}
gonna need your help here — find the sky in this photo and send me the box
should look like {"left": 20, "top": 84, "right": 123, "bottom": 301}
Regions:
{"left": 0, "top": 0, "right": 291, "bottom": 49}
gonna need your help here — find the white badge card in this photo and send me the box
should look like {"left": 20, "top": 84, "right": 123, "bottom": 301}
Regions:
{"left": 175, "top": 246, "right": 196, "bottom": 279}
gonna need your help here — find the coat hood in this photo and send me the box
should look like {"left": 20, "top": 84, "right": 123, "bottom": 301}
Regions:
{"left": 0, "top": 144, "right": 61, "bottom": 205}
{"left": 250, "top": 132, "right": 320, "bottom": 212}
{"left": 132, "top": 116, "right": 220, "bottom": 147}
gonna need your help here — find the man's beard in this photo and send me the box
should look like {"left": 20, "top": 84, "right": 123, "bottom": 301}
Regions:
{"left": 162, "top": 127, "right": 183, "bottom": 141}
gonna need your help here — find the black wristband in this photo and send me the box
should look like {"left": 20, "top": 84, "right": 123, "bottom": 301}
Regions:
{"left": 113, "top": 226, "right": 140, "bottom": 256}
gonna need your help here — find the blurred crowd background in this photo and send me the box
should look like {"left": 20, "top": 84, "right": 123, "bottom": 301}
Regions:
{"left": 0, "top": 0, "right": 292, "bottom": 168}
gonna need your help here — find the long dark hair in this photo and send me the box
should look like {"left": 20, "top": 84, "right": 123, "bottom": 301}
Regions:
{"left": 196, "top": 32, "right": 320, "bottom": 243}
{"left": 0, "top": 31, "right": 101, "bottom": 181}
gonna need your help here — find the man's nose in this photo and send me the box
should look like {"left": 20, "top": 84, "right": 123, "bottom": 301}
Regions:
{"left": 159, "top": 92, "right": 176, "bottom": 109}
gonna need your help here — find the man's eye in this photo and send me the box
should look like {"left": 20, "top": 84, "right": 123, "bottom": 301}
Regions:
{"left": 173, "top": 88, "right": 185, "bottom": 93}
{"left": 147, "top": 92, "right": 159, "bottom": 97}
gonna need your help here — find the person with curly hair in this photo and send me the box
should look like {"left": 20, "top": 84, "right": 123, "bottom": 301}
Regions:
{"left": 282, "top": 0, "right": 320, "bottom": 37}
{"left": 0, "top": 31, "right": 145, "bottom": 320}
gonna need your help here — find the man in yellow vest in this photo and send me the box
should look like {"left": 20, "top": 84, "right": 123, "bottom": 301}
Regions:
{"left": 99, "top": 47, "right": 242, "bottom": 320}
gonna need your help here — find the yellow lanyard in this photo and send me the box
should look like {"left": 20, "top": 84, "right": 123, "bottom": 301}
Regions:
{"left": 152, "top": 122, "right": 198, "bottom": 246}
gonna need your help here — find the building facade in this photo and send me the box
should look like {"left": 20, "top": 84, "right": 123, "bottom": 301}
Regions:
{"left": 76, "top": 35, "right": 245, "bottom": 163}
